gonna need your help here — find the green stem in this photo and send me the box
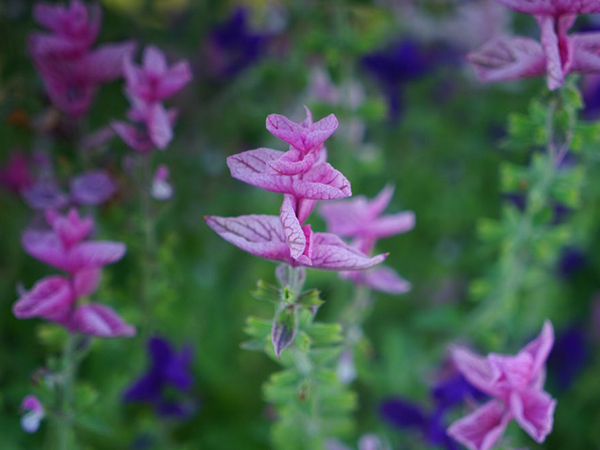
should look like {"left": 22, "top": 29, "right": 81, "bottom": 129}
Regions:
{"left": 56, "top": 332, "right": 78, "bottom": 450}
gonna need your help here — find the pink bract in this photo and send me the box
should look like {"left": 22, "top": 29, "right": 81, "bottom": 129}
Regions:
{"left": 447, "top": 321, "right": 556, "bottom": 450}
{"left": 205, "top": 215, "right": 386, "bottom": 271}
{"left": 70, "top": 303, "right": 136, "bottom": 338}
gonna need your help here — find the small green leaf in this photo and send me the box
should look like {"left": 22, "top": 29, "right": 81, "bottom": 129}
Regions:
{"left": 251, "top": 280, "right": 281, "bottom": 304}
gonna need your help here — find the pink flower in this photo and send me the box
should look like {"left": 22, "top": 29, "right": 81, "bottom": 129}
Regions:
{"left": 29, "top": 0, "right": 101, "bottom": 58}
{"left": 151, "top": 164, "right": 173, "bottom": 200}
{"left": 14, "top": 208, "right": 134, "bottom": 338}
{"left": 447, "top": 321, "right": 556, "bottom": 450}
{"left": 0, "top": 151, "right": 34, "bottom": 193}
{"left": 20, "top": 395, "right": 45, "bottom": 434}
{"left": 468, "top": 2, "right": 600, "bottom": 90}
{"left": 320, "top": 185, "right": 414, "bottom": 294}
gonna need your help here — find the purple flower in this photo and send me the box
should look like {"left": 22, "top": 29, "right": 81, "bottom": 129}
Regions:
{"left": 468, "top": 2, "right": 600, "bottom": 90}
{"left": 320, "top": 185, "right": 414, "bottom": 294}
{"left": 123, "top": 336, "right": 196, "bottom": 418}
{"left": 557, "top": 246, "right": 587, "bottom": 278}
{"left": 20, "top": 395, "right": 45, "bottom": 434}
{"left": 447, "top": 321, "right": 556, "bottom": 450}
{"left": 151, "top": 164, "right": 173, "bottom": 200}
{"left": 547, "top": 324, "right": 589, "bottom": 390}
{"left": 205, "top": 7, "right": 269, "bottom": 79}
{"left": 361, "top": 40, "right": 434, "bottom": 120}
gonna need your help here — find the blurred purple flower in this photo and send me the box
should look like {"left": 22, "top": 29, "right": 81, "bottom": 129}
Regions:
{"left": 504, "top": 192, "right": 572, "bottom": 225}
{"left": 547, "top": 324, "right": 589, "bottom": 391}
{"left": 123, "top": 336, "right": 196, "bottom": 418}
{"left": 581, "top": 74, "right": 600, "bottom": 119}
{"left": 361, "top": 40, "right": 434, "bottom": 120}
{"left": 557, "top": 246, "right": 587, "bottom": 278}
{"left": 205, "top": 8, "right": 269, "bottom": 79}
{"left": 151, "top": 164, "right": 173, "bottom": 201}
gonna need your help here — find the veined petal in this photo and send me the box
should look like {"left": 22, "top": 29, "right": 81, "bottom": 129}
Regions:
{"left": 266, "top": 110, "right": 338, "bottom": 153}
{"left": 22, "top": 230, "right": 69, "bottom": 271}
{"left": 571, "top": 32, "right": 600, "bottom": 72}
{"left": 361, "top": 266, "right": 411, "bottom": 294}
{"left": 488, "top": 352, "right": 534, "bottom": 391}
{"left": 520, "top": 320, "right": 554, "bottom": 383}
{"left": 310, "top": 232, "right": 386, "bottom": 270}
{"left": 73, "top": 268, "right": 102, "bottom": 297}
{"left": 157, "top": 60, "right": 192, "bottom": 99}
{"left": 280, "top": 195, "right": 308, "bottom": 262}
{"left": 491, "top": 0, "right": 600, "bottom": 15}
{"left": 451, "top": 346, "right": 502, "bottom": 397}
{"left": 68, "top": 241, "right": 126, "bottom": 273}
{"left": 205, "top": 215, "right": 292, "bottom": 264}
{"left": 536, "top": 15, "right": 576, "bottom": 90}
{"left": 267, "top": 147, "right": 320, "bottom": 175}
{"left": 13, "top": 276, "right": 74, "bottom": 321}
{"left": 509, "top": 390, "right": 556, "bottom": 443}
{"left": 84, "top": 41, "right": 136, "bottom": 84}
{"left": 447, "top": 400, "right": 511, "bottom": 450}
{"left": 70, "top": 303, "right": 136, "bottom": 338}
{"left": 300, "top": 161, "right": 352, "bottom": 199}
{"left": 467, "top": 37, "right": 546, "bottom": 85}
{"left": 147, "top": 102, "right": 173, "bottom": 150}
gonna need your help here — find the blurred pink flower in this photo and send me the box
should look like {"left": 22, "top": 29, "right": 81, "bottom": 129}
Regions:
{"left": 151, "top": 164, "right": 173, "bottom": 200}
{"left": 0, "top": 151, "right": 34, "bottom": 193}
{"left": 14, "top": 208, "right": 134, "bottom": 338}
{"left": 447, "top": 321, "right": 556, "bottom": 450}
{"left": 469, "top": 2, "right": 600, "bottom": 90}
{"left": 320, "top": 185, "right": 414, "bottom": 294}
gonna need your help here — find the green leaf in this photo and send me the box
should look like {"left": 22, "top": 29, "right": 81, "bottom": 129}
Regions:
{"left": 251, "top": 280, "right": 281, "bottom": 304}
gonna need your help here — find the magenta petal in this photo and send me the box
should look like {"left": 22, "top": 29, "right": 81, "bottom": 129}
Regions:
{"left": 280, "top": 195, "right": 308, "bottom": 262}
{"left": 13, "top": 276, "right": 74, "bottom": 321}
{"left": 447, "top": 400, "right": 511, "bottom": 450}
{"left": 48, "top": 208, "right": 94, "bottom": 247}
{"left": 70, "top": 303, "right": 136, "bottom": 338}
{"left": 520, "top": 320, "right": 554, "bottom": 383}
{"left": 147, "top": 102, "right": 173, "bottom": 150}
{"left": 143, "top": 45, "right": 168, "bottom": 77}
{"left": 509, "top": 390, "right": 556, "bottom": 443}
{"left": 267, "top": 147, "right": 320, "bottom": 176}
{"left": 451, "top": 346, "right": 502, "bottom": 397}
{"left": 22, "top": 230, "right": 69, "bottom": 271}
{"left": 73, "top": 268, "right": 102, "bottom": 297}
{"left": 368, "top": 185, "right": 395, "bottom": 217}
{"left": 488, "top": 352, "right": 534, "bottom": 391}
{"left": 205, "top": 215, "right": 292, "bottom": 264}
{"left": 310, "top": 232, "right": 386, "bottom": 270}
{"left": 361, "top": 266, "right": 411, "bottom": 294}
{"left": 85, "top": 41, "right": 136, "bottom": 84}
{"left": 300, "top": 161, "right": 352, "bottom": 199}
{"left": 467, "top": 37, "right": 546, "bottom": 84}
{"left": 111, "top": 120, "right": 154, "bottom": 153}
{"left": 492, "top": 0, "right": 600, "bottom": 14}
{"left": 68, "top": 241, "right": 126, "bottom": 272}
{"left": 537, "top": 16, "right": 572, "bottom": 90}
{"left": 571, "top": 32, "right": 600, "bottom": 72}
{"left": 157, "top": 61, "right": 192, "bottom": 99}
{"left": 266, "top": 110, "right": 338, "bottom": 153}
{"left": 369, "top": 211, "right": 416, "bottom": 239}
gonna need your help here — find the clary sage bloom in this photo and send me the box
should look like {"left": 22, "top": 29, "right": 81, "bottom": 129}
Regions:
{"left": 14, "top": 208, "right": 135, "bottom": 338}
{"left": 207, "top": 108, "right": 385, "bottom": 271}
{"left": 468, "top": 0, "right": 600, "bottom": 90}
{"left": 320, "top": 185, "right": 414, "bottom": 293}
{"left": 28, "top": 0, "right": 135, "bottom": 117}
{"left": 447, "top": 321, "right": 556, "bottom": 450}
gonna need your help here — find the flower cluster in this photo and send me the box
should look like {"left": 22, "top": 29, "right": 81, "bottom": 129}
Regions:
{"left": 447, "top": 321, "right": 556, "bottom": 450}
{"left": 206, "top": 107, "right": 386, "bottom": 271}
{"left": 468, "top": 0, "right": 600, "bottom": 90}
{"left": 13, "top": 208, "right": 135, "bottom": 338}
{"left": 27, "top": 0, "right": 135, "bottom": 117}
{"left": 320, "top": 185, "right": 414, "bottom": 294}
{"left": 112, "top": 45, "right": 192, "bottom": 152}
